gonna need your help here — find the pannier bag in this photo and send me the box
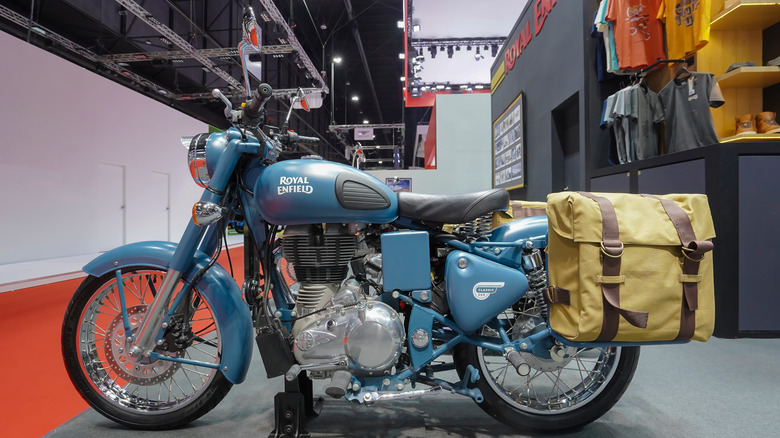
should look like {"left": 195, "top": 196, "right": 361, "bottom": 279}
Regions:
{"left": 545, "top": 192, "right": 715, "bottom": 343}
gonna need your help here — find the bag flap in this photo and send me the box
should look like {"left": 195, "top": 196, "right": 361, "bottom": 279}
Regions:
{"left": 546, "top": 192, "right": 716, "bottom": 245}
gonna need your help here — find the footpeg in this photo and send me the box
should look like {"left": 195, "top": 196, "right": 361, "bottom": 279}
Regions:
{"left": 506, "top": 350, "right": 531, "bottom": 376}
{"left": 325, "top": 370, "right": 352, "bottom": 398}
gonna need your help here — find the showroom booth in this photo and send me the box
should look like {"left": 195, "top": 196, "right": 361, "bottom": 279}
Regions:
{"left": 490, "top": 0, "right": 780, "bottom": 338}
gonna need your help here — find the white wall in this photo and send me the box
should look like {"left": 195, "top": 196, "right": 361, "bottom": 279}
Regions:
{"left": 369, "top": 93, "right": 493, "bottom": 194}
{"left": 0, "top": 31, "right": 205, "bottom": 265}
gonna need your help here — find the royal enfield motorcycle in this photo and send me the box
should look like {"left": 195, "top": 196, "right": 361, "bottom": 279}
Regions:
{"left": 61, "top": 7, "right": 639, "bottom": 434}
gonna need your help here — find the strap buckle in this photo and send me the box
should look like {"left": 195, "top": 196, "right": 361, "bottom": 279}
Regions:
{"left": 682, "top": 246, "right": 706, "bottom": 262}
{"left": 601, "top": 241, "right": 624, "bottom": 258}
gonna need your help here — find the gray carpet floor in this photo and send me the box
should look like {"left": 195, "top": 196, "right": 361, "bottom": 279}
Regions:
{"left": 46, "top": 337, "right": 780, "bottom": 437}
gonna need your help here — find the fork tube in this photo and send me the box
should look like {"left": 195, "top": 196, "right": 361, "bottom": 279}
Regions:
{"left": 129, "top": 135, "right": 248, "bottom": 358}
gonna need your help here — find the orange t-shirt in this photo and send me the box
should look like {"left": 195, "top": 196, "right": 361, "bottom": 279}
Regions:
{"left": 606, "top": 0, "right": 666, "bottom": 70}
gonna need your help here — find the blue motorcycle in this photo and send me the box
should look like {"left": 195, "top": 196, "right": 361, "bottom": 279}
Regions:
{"left": 61, "top": 7, "right": 639, "bottom": 433}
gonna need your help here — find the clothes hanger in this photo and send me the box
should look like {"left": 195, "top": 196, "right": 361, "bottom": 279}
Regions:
{"left": 674, "top": 65, "right": 692, "bottom": 83}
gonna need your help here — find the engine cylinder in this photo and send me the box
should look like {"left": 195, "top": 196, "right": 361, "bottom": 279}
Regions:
{"left": 282, "top": 224, "right": 356, "bottom": 284}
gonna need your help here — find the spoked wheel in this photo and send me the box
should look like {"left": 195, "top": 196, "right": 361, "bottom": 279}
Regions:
{"left": 62, "top": 267, "right": 232, "bottom": 429}
{"left": 454, "top": 297, "right": 640, "bottom": 432}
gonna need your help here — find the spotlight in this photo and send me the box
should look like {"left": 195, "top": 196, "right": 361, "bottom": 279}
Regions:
{"left": 399, "top": 53, "right": 405, "bottom": 59}
{"left": 455, "top": 46, "right": 461, "bottom": 51}
{"left": 475, "top": 48, "right": 484, "bottom": 60}
{"left": 466, "top": 45, "right": 472, "bottom": 51}
{"left": 491, "top": 44, "right": 498, "bottom": 57}
{"left": 412, "top": 24, "right": 420, "bottom": 32}
{"left": 429, "top": 46, "right": 437, "bottom": 58}
{"left": 397, "top": 20, "right": 404, "bottom": 28}
{"left": 447, "top": 46, "right": 454, "bottom": 58}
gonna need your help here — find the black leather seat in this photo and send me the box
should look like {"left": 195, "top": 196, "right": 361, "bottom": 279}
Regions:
{"left": 397, "top": 189, "right": 509, "bottom": 224}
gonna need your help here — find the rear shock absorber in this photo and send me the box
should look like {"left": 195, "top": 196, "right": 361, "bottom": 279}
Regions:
{"left": 521, "top": 241, "right": 549, "bottom": 320}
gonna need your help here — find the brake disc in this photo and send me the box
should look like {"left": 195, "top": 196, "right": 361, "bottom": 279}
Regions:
{"left": 103, "top": 305, "right": 183, "bottom": 386}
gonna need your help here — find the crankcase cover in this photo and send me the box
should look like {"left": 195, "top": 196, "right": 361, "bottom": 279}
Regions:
{"left": 293, "top": 301, "right": 404, "bottom": 374}
{"left": 445, "top": 251, "right": 529, "bottom": 333}
{"left": 254, "top": 160, "right": 398, "bottom": 225}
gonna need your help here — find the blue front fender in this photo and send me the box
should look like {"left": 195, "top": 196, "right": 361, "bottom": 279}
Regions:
{"left": 83, "top": 241, "right": 253, "bottom": 384}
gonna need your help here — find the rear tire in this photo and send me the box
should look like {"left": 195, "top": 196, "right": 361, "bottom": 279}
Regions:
{"left": 454, "top": 343, "right": 639, "bottom": 432}
{"left": 62, "top": 267, "right": 232, "bottom": 429}
{"left": 452, "top": 293, "right": 640, "bottom": 432}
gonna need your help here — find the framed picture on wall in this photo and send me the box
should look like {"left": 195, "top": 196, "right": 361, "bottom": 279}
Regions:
{"left": 386, "top": 177, "right": 412, "bottom": 193}
{"left": 493, "top": 92, "right": 525, "bottom": 190}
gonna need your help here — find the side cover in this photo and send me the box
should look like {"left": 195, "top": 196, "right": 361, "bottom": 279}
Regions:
{"left": 254, "top": 159, "right": 398, "bottom": 225}
{"left": 82, "top": 241, "right": 254, "bottom": 384}
{"left": 445, "top": 251, "right": 529, "bottom": 333}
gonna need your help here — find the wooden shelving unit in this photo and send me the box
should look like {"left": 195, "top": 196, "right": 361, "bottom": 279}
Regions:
{"left": 699, "top": 0, "right": 780, "bottom": 140}
{"left": 719, "top": 133, "right": 780, "bottom": 143}
{"left": 717, "top": 66, "right": 780, "bottom": 88}
{"left": 711, "top": 2, "right": 780, "bottom": 31}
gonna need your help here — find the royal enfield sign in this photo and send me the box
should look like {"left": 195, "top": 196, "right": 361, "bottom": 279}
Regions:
{"left": 504, "top": 0, "right": 557, "bottom": 72}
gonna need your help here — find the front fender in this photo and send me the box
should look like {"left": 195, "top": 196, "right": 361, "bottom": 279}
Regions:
{"left": 83, "top": 241, "right": 253, "bottom": 384}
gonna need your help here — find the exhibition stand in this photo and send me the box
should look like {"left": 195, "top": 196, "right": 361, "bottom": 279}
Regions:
{"left": 491, "top": 0, "right": 780, "bottom": 338}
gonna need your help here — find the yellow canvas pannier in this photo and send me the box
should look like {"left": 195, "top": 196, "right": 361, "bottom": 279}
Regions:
{"left": 545, "top": 192, "right": 716, "bottom": 343}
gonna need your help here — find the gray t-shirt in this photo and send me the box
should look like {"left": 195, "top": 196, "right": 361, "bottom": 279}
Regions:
{"left": 613, "top": 84, "right": 665, "bottom": 161}
{"left": 659, "top": 72, "right": 725, "bottom": 153}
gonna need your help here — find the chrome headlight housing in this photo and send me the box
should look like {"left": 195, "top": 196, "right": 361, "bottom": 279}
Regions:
{"left": 185, "top": 132, "right": 227, "bottom": 188}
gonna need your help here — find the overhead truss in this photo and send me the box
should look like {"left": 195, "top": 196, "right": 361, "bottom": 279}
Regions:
{"left": 99, "top": 45, "right": 294, "bottom": 63}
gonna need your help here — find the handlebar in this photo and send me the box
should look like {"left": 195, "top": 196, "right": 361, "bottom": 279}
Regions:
{"left": 243, "top": 83, "right": 273, "bottom": 123}
{"left": 283, "top": 131, "right": 320, "bottom": 146}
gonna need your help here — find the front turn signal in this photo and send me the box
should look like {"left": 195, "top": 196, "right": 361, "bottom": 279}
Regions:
{"left": 192, "top": 201, "right": 226, "bottom": 226}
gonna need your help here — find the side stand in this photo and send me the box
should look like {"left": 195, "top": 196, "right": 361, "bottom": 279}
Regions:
{"left": 268, "top": 373, "right": 323, "bottom": 438}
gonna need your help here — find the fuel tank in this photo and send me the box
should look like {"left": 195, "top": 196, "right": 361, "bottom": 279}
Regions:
{"left": 254, "top": 159, "right": 399, "bottom": 225}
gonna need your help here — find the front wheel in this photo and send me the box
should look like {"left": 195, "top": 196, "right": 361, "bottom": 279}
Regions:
{"left": 62, "top": 267, "right": 232, "bottom": 429}
{"left": 453, "top": 297, "right": 640, "bottom": 432}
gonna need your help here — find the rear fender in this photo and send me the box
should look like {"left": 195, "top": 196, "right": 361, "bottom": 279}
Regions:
{"left": 83, "top": 241, "right": 253, "bottom": 384}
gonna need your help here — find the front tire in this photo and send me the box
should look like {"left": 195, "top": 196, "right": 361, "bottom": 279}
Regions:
{"left": 62, "top": 267, "right": 232, "bottom": 429}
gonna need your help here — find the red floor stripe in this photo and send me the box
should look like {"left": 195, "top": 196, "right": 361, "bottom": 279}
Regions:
{"left": 0, "top": 246, "right": 245, "bottom": 437}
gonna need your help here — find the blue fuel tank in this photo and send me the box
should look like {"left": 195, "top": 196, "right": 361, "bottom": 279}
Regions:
{"left": 254, "top": 159, "right": 399, "bottom": 225}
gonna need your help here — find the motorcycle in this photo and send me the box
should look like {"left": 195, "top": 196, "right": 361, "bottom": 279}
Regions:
{"left": 61, "top": 7, "right": 640, "bottom": 434}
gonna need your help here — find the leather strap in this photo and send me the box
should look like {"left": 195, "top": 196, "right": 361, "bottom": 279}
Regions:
{"left": 642, "top": 195, "right": 713, "bottom": 340}
{"left": 579, "top": 193, "right": 649, "bottom": 341}
{"left": 544, "top": 286, "right": 570, "bottom": 305}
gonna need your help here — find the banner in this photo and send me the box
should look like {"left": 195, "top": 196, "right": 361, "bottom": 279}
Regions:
{"left": 354, "top": 127, "right": 374, "bottom": 140}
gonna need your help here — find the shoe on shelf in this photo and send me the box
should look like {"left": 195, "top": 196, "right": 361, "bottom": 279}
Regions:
{"left": 768, "top": 56, "right": 780, "bottom": 67}
{"left": 735, "top": 114, "right": 756, "bottom": 135}
{"left": 756, "top": 112, "right": 780, "bottom": 134}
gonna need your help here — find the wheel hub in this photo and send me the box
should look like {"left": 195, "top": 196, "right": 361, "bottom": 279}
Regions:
{"left": 103, "top": 305, "right": 182, "bottom": 385}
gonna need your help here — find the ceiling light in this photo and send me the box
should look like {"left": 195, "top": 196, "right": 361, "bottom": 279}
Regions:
{"left": 363, "top": 119, "right": 369, "bottom": 124}
{"left": 436, "top": 84, "right": 445, "bottom": 90}
{"left": 352, "top": 96, "right": 359, "bottom": 101}
{"left": 412, "top": 24, "right": 420, "bottom": 32}
{"left": 475, "top": 48, "right": 484, "bottom": 60}
{"left": 145, "top": 39, "right": 152, "bottom": 45}
{"left": 400, "top": 76, "right": 406, "bottom": 82}
{"left": 399, "top": 53, "right": 405, "bottom": 59}
{"left": 397, "top": 21, "right": 404, "bottom": 29}
{"left": 30, "top": 26, "right": 46, "bottom": 35}
{"left": 475, "top": 85, "right": 485, "bottom": 90}
{"left": 378, "top": 160, "right": 383, "bottom": 164}
{"left": 333, "top": 56, "right": 342, "bottom": 64}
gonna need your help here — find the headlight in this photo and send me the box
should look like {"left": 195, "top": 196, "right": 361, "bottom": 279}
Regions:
{"left": 186, "top": 132, "right": 227, "bottom": 188}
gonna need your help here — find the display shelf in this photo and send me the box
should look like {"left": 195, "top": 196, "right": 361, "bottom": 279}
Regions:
{"left": 719, "top": 133, "right": 780, "bottom": 143}
{"left": 711, "top": 2, "right": 780, "bottom": 31}
{"left": 716, "top": 66, "right": 780, "bottom": 88}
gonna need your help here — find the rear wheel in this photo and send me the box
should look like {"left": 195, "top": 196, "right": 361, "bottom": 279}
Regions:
{"left": 454, "top": 297, "right": 640, "bottom": 432}
{"left": 62, "top": 267, "right": 232, "bottom": 429}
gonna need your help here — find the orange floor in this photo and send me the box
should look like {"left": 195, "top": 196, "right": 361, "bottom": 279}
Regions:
{"left": 0, "top": 246, "right": 245, "bottom": 437}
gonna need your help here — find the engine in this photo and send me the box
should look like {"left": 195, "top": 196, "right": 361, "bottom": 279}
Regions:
{"left": 282, "top": 224, "right": 405, "bottom": 376}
